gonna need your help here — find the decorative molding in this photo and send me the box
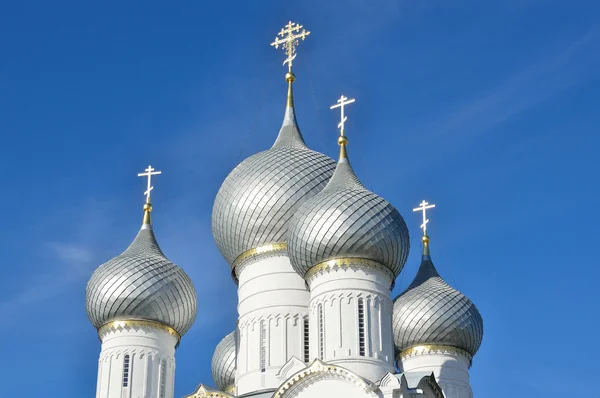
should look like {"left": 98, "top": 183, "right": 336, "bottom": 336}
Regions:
{"left": 398, "top": 344, "right": 472, "bottom": 366}
{"left": 183, "top": 384, "right": 234, "bottom": 398}
{"left": 232, "top": 242, "right": 288, "bottom": 277}
{"left": 416, "top": 372, "right": 445, "bottom": 398}
{"left": 98, "top": 319, "right": 180, "bottom": 344}
{"left": 272, "top": 359, "right": 378, "bottom": 398}
{"left": 276, "top": 356, "right": 307, "bottom": 380}
{"left": 305, "top": 258, "right": 395, "bottom": 288}
{"left": 379, "top": 372, "right": 400, "bottom": 388}
{"left": 238, "top": 311, "right": 305, "bottom": 330}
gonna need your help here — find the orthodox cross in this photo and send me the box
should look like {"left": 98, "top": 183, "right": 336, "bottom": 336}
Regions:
{"left": 413, "top": 200, "right": 436, "bottom": 235}
{"left": 330, "top": 95, "right": 356, "bottom": 135}
{"left": 137, "top": 165, "right": 162, "bottom": 203}
{"left": 270, "top": 21, "right": 311, "bottom": 71}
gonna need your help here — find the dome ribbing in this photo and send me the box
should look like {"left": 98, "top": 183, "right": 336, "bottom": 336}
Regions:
{"left": 86, "top": 223, "right": 197, "bottom": 336}
{"left": 392, "top": 237, "right": 483, "bottom": 358}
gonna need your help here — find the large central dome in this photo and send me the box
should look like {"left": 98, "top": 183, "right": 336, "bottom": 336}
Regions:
{"left": 212, "top": 78, "right": 336, "bottom": 268}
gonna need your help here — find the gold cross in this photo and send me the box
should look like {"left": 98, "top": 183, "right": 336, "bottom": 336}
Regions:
{"left": 271, "top": 21, "right": 311, "bottom": 72}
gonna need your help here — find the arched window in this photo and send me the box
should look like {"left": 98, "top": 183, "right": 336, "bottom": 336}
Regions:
{"left": 159, "top": 359, "right": 167, "bottom": 398}
{"left": 260, "top": 320, "right": 266, "bottom": 372}
{"left": 303, "top": 317, "right": 309, "bottom": 363}
{"left": 122, "top": 354, "right": 131, "bottom": 387}
{"left": 358, "top": 298, "right": 365, "bottom": 356}
{"left": 318, "top": 304, "right": 324, "bottom": 360}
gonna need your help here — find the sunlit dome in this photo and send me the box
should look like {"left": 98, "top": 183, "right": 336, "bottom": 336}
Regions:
{"left": 392, "top": 236, "right": 484, "bottom": 358}
{"left": 211, "top": 331, "right": 236, "bottom": 393}
{"left": 86, "top": 205, "right": 197, "bottom": 337}
{"left": 212, "top": 76, "right": 336, "bottom": 271}
{"left": 287, "top": 134, "right": 410, "bottom": 282}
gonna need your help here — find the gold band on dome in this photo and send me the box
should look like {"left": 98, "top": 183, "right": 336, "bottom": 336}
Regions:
{"left": 224, "top": 385, "right": 236, "bottom": 395}
{"left": 98, "top": 319, "right": 181, "bottom": 343}
{"left": 305, "top": 257, "right": 395, "bottom": 285}
{"left": 232, "top": 242, "right": 288, "bottom": 270}
{"left": 399, "top": 345, "right": 472, "bottom": 362}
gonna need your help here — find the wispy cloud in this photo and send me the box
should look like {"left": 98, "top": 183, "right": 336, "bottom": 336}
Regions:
{"left": 0, "top": 199, "right": 118, "bottom": 324}
{"left": 430, "top": 26, "right": 600, "bottom": 145}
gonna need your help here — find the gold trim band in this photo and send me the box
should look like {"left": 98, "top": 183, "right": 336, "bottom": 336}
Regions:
{"left": 305, "top": 257, "right": 395, "bottom": 286}
{"left": 232, "top": 242, "right": 288, "bottom": 270}
{"left": 98, "top": 319, "right": 181, "bottom": 343}
{"left": 399, "top": 344, "right": 472, "bottom": 362}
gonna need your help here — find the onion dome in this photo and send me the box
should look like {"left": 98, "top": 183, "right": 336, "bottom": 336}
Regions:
{"left": 211, "top": 331, "right": 236, "bottom": 393}
{"left": 392, "top": 235, "right": 483, "bottom": 358}
{"left": 287, "top": 116, "right": 410, "bottom": 282}
{"left": 212, "top": 73, "right": 336, "bottom": 271}
{"left": 86, "top": 201, "right": 198, "bottom": 337}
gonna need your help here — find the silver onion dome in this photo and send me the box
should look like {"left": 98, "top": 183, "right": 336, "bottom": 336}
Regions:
{"left": 212, "top": 79, "right": 336, "bottom": 268}
{"left": 86, "top": 210, "right": 198, "bottom": 336}
{"left": 211, "top": 331, "right": 236, "bottom": 392}
{"left": 392, "top": 236, "right": 483, "bottom": 358}
{"left": 287, "top": 146, "right": 410, "bottom": 280}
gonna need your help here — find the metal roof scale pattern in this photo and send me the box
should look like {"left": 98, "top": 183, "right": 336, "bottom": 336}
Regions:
{"left": 211, "top": 331, "right": 237, "bottom": 392}
{"left": 392, "top": 251, "right": 484, "bottom": 357}
{"left": 287, "top": 158, "right": 410, "bottom": 279}
{"left": 86, "top": 225, "right": 198, "bottom": 336}
{"left": 212, "top": 104, "right": 336, "bottom": 267}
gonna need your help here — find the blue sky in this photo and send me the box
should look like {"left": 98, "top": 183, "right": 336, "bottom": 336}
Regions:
{"left": 1, "top": 1, "right": 599, "bottom": 397}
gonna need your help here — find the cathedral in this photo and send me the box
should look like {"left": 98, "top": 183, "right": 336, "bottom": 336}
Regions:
{"left": 85, "top": 22, "right": 484, "bottom": 398}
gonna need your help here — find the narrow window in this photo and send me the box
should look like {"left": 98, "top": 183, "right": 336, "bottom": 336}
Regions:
{"left": 358, "top": 298, "right": 365, "bottom": 356}
{"left": 122, "top": 354, "right": 130, "bottom": 387}
{"left": 303, "top": 317, "right": 310, "bottom": 363}
{"left": 318, "top": 304, "right": 324, "bottom": 360}
{"left": 260, "top": 320, "right": 266, "bottom": 372}
{"left": 159, "top": 359, "right": 166, "bottom": 398}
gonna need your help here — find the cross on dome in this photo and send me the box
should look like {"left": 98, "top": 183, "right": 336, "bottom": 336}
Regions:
{"left": 137, "top": 165, "right": 162, "bottom": 203}
{"left": 413, "top": 200, "right": 436, "bottom": 236}
{"left": 330, "top": 95, "right": 356, "bottom": 136}
{"left": 270, "top": 21, "right": 311, "bottom": 72}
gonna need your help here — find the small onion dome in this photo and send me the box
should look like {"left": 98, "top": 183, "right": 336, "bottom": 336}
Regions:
{"left": 212, "top": 75, "right": 336, "bottom": 269}
{"left": 86, "top": 204, "right": 197, "bottom": 337}
{"left": 287, "top": 142, "right": 410, "bottom": 281}
{"left": 211, "top": 331, "right": 236, "bottom": 393}
{"left": 392, "top": 236, "right": 483, "bottom": 358}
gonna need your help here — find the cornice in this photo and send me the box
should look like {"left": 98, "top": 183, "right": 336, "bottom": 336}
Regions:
{"left": 398, "top": 344, "right": 472, "bottom": 366}
{"left": 305, "top": 257, "right": 395, "bottom": 289}
{"left": 98, "top": 319, "right": 180, "bottom": 345}
{"left": 232, "top": 242, "right": 288, "bottom": 279}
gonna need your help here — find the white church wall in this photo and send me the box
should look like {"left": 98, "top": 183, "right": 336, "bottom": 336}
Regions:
{"left": 399, "top": 351, "right": 473, "bottom": 398}
{"left": 307, "top": 266, "right": 395, "bottom": 383}
{"left": 272, "top": 361, "right": 379, "bottom": 398}
{"left": 96, "top": 324, "right": 178, "bottom": 398}
{"left": 236, "top": 255, "right": 310, "bottom": 395}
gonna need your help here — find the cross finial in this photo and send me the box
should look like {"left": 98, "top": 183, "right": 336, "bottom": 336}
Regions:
{"left": 270, "top": 21, "right": 311, "bottom": 72}
{"left": 413, "top": 200, "right": 436, "bottom": 236}
{"left": 330, "top": 95, "right": 356, "bottom": 136}
{"left": 137, "top": 165, "right": 162, "bottom": 203}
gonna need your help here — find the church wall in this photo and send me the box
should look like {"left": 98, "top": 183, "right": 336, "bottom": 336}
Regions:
{"left": 96, "top": 325, "right": 178, "bottom": 398}
{"left": 399, "top": 352, "right": 472, "bottom": 398}
{"left": 307, "top": 266, "right": 395, "bottom": 383}
{"left": 236, "top": 255, "right": 310, "bottom": 395}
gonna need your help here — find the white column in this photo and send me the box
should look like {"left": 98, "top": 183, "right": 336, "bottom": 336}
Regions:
{"left": 95, "top": 322, "right": 178, "bottom": 398}
{"left": 236, "top": 255, "right": 309, "bottom": 395}
{"left": 398, "top": 347, "right": 473, "bottom": 398}
{"left": 307, "top": 264, "right": 395, "bottom": 383}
